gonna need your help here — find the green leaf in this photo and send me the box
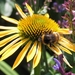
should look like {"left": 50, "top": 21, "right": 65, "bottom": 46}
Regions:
{"left": 0, "top": 61, "right": 19, "bottom": 75}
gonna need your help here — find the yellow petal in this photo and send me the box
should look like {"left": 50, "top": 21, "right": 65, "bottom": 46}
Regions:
{"left": 58, "top": 28, "right": 71, "bottom": 34}
{"left": 27, "top": 41, "right": 37, "bottom": 62}
{"left": 60, "top": 36, "right": 74, "bottom": 46}
{"left": 57, "top": 45, "right": 72, "bottom": 55}
{"left": 63, "top": 56, "right": 73, "bottom": 68}
{"left": 15, "top": 4, "right": 27, "bottom": 18}
{"left": 33, "top": 42, "right": 41, "bottom": 68}
{"left": 12, "top": 41, "right": 32, "bottom": 69}
{"left": 1, "top": 16, "right": 18, "bottom": 24}
{"left": 25, "top": 3, "right": 33, "bottom": 16}
{"left": 0, "top": 34, "right": 19, "bottom": 47}
{"left": 0, "top": 29, "right": 19, "bottom": 38}
{"left": 48, "top": 45, "right": 62, "bottom": 55}
{"left": 59, "top": 37, "right": 75, "bottom": 52}
{"left": 0, "top": 39, "right": 28, "bottom": 61}
{"left": 0, "top": 26, "right": 17, "bottom": 30}
{"left": 0, "top": 37, "right": 21, "bottom": 55}
{"left": 44, "top": 13, "right": 49, "bottom": 18}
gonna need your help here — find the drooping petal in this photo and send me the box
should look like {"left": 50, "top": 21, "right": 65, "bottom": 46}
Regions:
{"left": 57, "top": 45, "right": 72, "bottom": 55}
{"left": 12, "top": 41, "right": 32, "bottom": 69}
{"left": 33, "top": 42, "right": 41, "bottom": 68}
{"left": 58, "top": 37, "right": 75, "bottom": 52}
{"left": 58, "top": 28, "right": 71, "bottom": 34}
{"left": 0, "top": 29, "right": 19, "bottom": 38}
{"left": 48, "top": 44, "right": 72, "bottom": 68}
{"left": 0, "top": 34, "right": 19, "bottom": 47}
{"left": 0, "top": 39, "right": 28, "bottom": 61}
{"left": 25, "top": 3, "right": 33, "bottom": 16}
{"left": 15, "top": 4, "right": 27, "bottom": 18}
{"left": 63, "top": 56, "right": 73, "bottom": 68}
{"left": 1, "top": 16, "right": 18, "bottom": 25}
{"left": 49, "top": 45, "right": 72, "bottom": 68}
{"left": 27, "top": 41, "right": 37, "bottom": 62}
{"left": 0, "top": 37, "right": 21, "bottom": 55}
{"left": 44, "top": 13, "right": 49, "bottom": 18}
{"left": 0, "top": 26, "right": 17, "bottom": 30}
{"left": 48, "top": 44, "right": 62, "bottom": 55}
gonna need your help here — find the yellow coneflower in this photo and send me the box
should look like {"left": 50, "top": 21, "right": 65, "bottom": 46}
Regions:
{"left": 0, "top": 3, "right": 75, "bottom": 69}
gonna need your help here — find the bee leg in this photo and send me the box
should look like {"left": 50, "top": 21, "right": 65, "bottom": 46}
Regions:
{"left": 49, "top": 43, "right": 52, "bottom": 47}
{"left": 49, "top": 30, "right": 52, "bottom": 34}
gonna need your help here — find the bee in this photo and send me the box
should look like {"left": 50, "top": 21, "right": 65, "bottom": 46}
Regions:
{"left": 41, "top": 31, "right": 60, "bottom": 46}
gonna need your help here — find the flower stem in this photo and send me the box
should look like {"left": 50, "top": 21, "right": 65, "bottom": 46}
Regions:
{"left": 35, "top": 0, "right": 39, "bottom": 13}
{"left": 42, "top": 45, "right": 49, "bottom": 72}
{"left": 34, "top": 62, "right": 41, "bottom": 75}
